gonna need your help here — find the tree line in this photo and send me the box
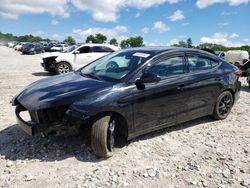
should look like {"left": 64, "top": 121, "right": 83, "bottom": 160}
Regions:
{"left": 1, "top": 31, "right": 249, "bottom": 51}
{"left": 85, "top": 34, "right": 143, "bottom": 48}
{"left": 173, "top": 38, "right": 250, "bottom": 51}
{"left": 0, "top": 32, "right": 51, "bottom": 43}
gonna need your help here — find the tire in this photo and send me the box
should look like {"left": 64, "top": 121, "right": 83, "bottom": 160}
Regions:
{"left": 55, "top": 62, "right": 72, "bottom": 74}
{"left": 91, "top": 116, "right": 115, "bottom": 158}
{"left": 211, "top": 91, "right": 234, "bottom": 120}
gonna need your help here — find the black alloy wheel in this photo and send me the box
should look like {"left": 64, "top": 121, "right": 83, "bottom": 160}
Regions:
{"left": 212, "top": 91, "right": 234, "bottom": 120}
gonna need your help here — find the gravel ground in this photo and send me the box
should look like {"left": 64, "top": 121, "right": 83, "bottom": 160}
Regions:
{"left": 0, "top": 46, "right": 249, "bottom": 188}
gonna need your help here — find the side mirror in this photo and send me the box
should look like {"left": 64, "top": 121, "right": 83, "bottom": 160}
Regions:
{"left": 74, "top": 50, "right": 80, "bottom": 54}
{"left": 135, "top": 72, "right": 161, "bottom": 85}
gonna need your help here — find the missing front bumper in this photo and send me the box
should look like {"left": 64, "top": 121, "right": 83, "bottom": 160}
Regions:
{"left": 15, "top": 105, "right": 89, "bottom": 136}
{"left": 15, "top": 105, "right": 66, "bottom": 136}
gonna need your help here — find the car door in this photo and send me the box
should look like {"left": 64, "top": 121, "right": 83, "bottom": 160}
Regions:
{"left": 131, "top": 54, "right": 188, "bottom": 135}
{"left": 180, "top": 52, "right": 223, "bottom": 118}
{"left": 74, "top": 46, "right": 91, "bottom": 69}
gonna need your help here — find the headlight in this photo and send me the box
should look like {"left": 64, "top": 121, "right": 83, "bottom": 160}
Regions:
{"left": 30, "top": 48, "right": 35, "bottom": 51}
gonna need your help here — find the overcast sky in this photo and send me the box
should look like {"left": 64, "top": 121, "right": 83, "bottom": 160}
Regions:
{"left": 0, "top": 0, "right": 249, "bottom": 46}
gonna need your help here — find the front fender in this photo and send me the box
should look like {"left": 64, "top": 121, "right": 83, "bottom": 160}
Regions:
{"left": 69, "top": 84, "right": 135, "bottom": 133}
{"left": 69, "top": 90, "right": 127, "bottom": 116}
{"left": 55, "top": 55, "right": 74, "bottom": 67}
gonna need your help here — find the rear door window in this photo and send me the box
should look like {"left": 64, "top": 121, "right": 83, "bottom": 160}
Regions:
{"left": 78, "top": 46, "right": 90, "bottom": 53}
{"left": 91, "top": 46, "right": 114, "bottom": 53}
{"left": 187, "top": 55, "right": 219, "bottom": 72}
{"left": 146, "top": 56, "right": 185, "bottom": 79}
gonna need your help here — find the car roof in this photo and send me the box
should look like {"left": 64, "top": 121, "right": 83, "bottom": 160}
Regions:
{"left": 120, "top": 46, "right": 218, "bottom": 57}
{"left": 79, "top": 43, "right": 120, "bottom": 50}
{"left": 84, "top": 43, "right": 116, "bottom": 47}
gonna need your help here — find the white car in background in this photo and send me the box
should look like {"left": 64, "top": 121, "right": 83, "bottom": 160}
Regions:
{"left": 14, "top": 42, "right": 26, "bottom": 51}
{"left": 8, "top": 42, "right": 16, "bottom": 48}
{"left": 50, "top": 44, "right": 69, "bottom": 52}
{"left": 41, "top": 43, "right": 120, "bottom": 74}
{"left": 14, "top": 44, "right": 23, "bottom": 51}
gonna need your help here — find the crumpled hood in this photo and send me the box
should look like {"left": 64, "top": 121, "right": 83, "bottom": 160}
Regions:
{"left": 16, "top": 72, "right": 112, "bottom": 111}
{"left": 41, "top": 52, "right": 62, "bottom": 58}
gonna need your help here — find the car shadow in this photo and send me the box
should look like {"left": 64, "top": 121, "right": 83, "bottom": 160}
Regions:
{"left": 32, "top": 72, "right": 55, "bottom": 77}
{"left": 0, "top": 116, "right": 213, "bottom": 163}
{"left": 0, "top": 124, "right": 102, "bottom": 163}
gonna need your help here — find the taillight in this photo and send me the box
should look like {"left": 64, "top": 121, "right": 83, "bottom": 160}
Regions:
{"left": 234, "top": 69, "right": 242, "bottom": 77}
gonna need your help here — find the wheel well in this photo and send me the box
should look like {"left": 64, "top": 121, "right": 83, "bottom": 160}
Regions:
{"left": 57, "top": 61, "right": 72, "bottom": 67}
{"left": 92, "top": 111, "right": 128, "bottom": 141}
{"left": 223, "top": 88, "right": 235, "bottom": 103}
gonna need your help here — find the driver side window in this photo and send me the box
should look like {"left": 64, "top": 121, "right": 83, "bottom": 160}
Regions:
{"left": 146, "top": 56, "right": 185, "bottom": 79}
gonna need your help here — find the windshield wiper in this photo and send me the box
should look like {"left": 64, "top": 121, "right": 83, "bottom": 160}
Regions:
{"left": 80, "top": 72, "right": 101, "bottom": 80}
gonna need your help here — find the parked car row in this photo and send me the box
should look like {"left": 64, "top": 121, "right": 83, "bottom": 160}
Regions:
{"left": 2, "top": 41, "right": 71, "bottom": 54}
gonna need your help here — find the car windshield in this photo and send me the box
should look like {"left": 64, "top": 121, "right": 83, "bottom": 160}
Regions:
{"left": 25, "top": 44, "right": 34, "bottom": 48}
{"left": 80, "top": 50, "right": 156, "bottom": 82}
{"left": 62, "top": 45, "right": 80, "bottom": 53}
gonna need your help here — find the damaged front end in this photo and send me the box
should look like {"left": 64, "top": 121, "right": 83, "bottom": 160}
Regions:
{"left": 11, "top": 71, "right": 113, "bottom": 136}
{"left": 14, "top": 103, "right": 89, "bottom": 136}
{"left": 41, "top": 57, "right": 57, "bottom": 72}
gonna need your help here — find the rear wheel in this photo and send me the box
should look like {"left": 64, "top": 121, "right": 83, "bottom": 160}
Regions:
{"left": 91, "top": 116, "right": 116, "bottom": 158}
{"left": 212, "top": 91, "right": 234, "bottom": 120}
{"left": 55, "top": 62, "right": 72, "bottom": 74}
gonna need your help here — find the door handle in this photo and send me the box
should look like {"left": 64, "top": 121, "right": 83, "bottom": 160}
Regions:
{"left": 177, "top": 84, "right": 185, "bottom": 91}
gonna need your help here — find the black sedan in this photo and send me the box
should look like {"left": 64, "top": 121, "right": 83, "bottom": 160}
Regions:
{"left": 22, "top": 43, "right": 44, "bottom": 55}
{"left": 43, "top": 43, "right": 55, "bottom": 52}
{"left": 12, "top": 47, "right": 241, "bottom": 157}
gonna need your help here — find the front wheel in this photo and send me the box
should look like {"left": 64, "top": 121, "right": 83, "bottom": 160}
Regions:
{"left": 211, "top": 91, "right": 234, "bottom": 120}
{"left": 91, "top": 116, "right": 115, "bottom": 158}
{"left": 55, "top": 62, "right": 72, "bottom": 74}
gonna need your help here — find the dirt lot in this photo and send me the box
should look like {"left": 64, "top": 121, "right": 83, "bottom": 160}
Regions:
{"left": 0, "top": 46, "right": 249, "bottom": 188}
